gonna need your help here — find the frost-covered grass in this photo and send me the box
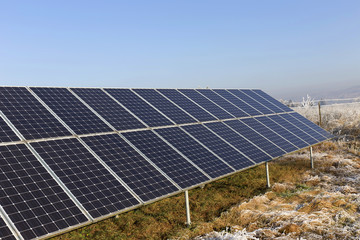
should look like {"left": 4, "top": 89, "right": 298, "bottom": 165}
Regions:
{"left": 293, "top": 102, "right": 360, "bottom": 138}
{"left": 194, "top": 142, "right": 360, "bottom": 239}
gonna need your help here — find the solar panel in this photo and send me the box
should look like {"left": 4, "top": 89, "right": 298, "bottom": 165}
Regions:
{"left": 227, "top": 89, "right": 274, "bottom": 114}
{"left": 196, "top": 89, "right": 249, "bottom": 118}
{"left": 240, "top": 89, "right": 284, "bottom": 113}
{"left": 240, "top": 118, "right": 298, "bottom": 153}
{"left": 279, "top": 114, "right": 327, "bottom": 142}
{"left": 252, "top": 89, "right": 293, "bottom": 112}
{"left": 30, "top": 138, "right": 140, "bottom": 219}
{"left": 0, "top": 117, "right": 20, "bottom": 143}
{"left": 205, "top": 122, "right": 272, "bottom": 163}
{"left": 0, "top": 86, "right": 333, "bottom": 240}
{"left": 31, "top": 88, "right": 113, "bottom": 135}
{"left": 157, "top": 89, "right": 216, "bottom": 122}
{"left": 0, "top": 144, "right": 88, "bottom": 240}
{"left": 122, "top": 130, "right": 210, "bottom": 188}
{"left": 224, "top": 120, "right": 286, "bottom": 158}
{"left": 133, "top": 89, "right": 196, "bottom": 124}
{"left": 289, "top": 112, "right": 333, "bottom": 139}
{"left": 212, "top": 89, "right": 262, "bottom": 116}
{"left": 81, "top": 134, "right": 179, "bottom": 202}
{"left": 71, "top": 88, "right": 146, "bottom": 131}
{"left": 179, "top": 89, "right": 234, "bottom": 119}
{"left": 155, "top": 127, "right": 234, "bottom": 178}
{"left": 0, "top": 87, "right": 71, "bottom": 140}
{"left": 104, "top": 89, "right": 173, "bottom": 127}
{"left": 181, "top": 124, "right": 254, "bottom": 170}
{"left": 0, "top": 216, "right": 17, "bottom": 240}
{"left": 269, "top": 115, "right": 318, "bottom": 145}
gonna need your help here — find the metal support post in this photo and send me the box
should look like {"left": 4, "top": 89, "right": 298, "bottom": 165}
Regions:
{"left": 185, "top": 190, "right": 191, "bottom": 226}
{"left": 265, "top": 162, "right": 270, "bottom": 188}
{"left": 310, "top": 146, "right": 314, "bottom": 169}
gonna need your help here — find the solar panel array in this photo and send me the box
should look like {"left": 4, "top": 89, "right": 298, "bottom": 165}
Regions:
{"left": 0, "top": 87, "right": 332, "bottom": 240}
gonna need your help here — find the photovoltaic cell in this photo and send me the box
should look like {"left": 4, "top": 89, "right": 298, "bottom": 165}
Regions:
{"left": 31, "top": 88, "right": 112, "bottom": 135}
{"left": 81, "top": 134, "right": 179, "bottom": 202}
{"left": 0, "top": 217, "right": 17, "bottom": 240}
{"left": 182, "top": 124, "right": 254, "bottom": 170}
{"left": 71, "top": 88, "right": 146, "bottom": 131}
{"left": 252, "top": 90, "right": 293, "bottom": 112}
{"left": 123, "top": 130, "right": 210, "bottom": 188}
{"left": 0, "top": 87, "right": 71, "bottom": 140}
{"left": 31, "top": 138, "right": 140, "bottom": 219}
{"left": 228, "top": 89, "right": 274, "bottom": 114}
{"left": 196, "top": 89, "right": 249, "bottom": 118}
{"left": 255, "top": 116, "right": 308, "bottom": 149}
{"left": 279, "top": 114, "right": 327, "bottom": 142}
{"left": 240, "top": 89, "right": 284, "bottom": 113}
{"left": 104, "top": 89, "right": 173, "bottom": 127}
{"left": 155, "top": 127, "right": 234, "bottom": 178}
{"left": 0, "top": 117, "right": 19, "bottom": 143}
{"left": 241, "top": 118, "right": 298, "bottom": 153}
{"left": 157, "top": 89, "right": 216, "bottom": 122}
{"left": 205, "top": 122, "right": 271, "bottom": 163}
{"left": 289, "top": 112, "right": 333, "bottom": 139}
{"left": 133, "top": 89, "right": 195, "bottom": 124}
{"left": 0, "top": 144, "right": 88, "bottom": 240}
{"left": 274, "top": 114, "right": 319, "bottom": 145}
{"left": 179, "top": 89, "right": 234, "bottom": 119}
{"left": 224, "top": 120, "right": 285, "bottom": 158}
{"left": 212, "top": 89, "right": 261, "bottom": 116}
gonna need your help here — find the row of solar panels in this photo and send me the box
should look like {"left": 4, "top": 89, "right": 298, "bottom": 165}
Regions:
{"left": 0, "top": 87, "right": 291, "bottom": 143}
{"left": 0, "top": 87, "right": 332, "bottom": 240}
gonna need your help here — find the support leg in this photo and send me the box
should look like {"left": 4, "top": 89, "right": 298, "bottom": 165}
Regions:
{"left": 185, "top": 190, "right": 191, "bottom": 226}
{"left": 265, "top": 162, "right": 270, "bottom": 188}
{"left": 310, "top": 146, "right": 314, "bottom": 169}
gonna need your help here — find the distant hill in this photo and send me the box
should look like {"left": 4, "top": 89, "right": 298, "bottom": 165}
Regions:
{"left": 322, "top": 85, "right": 360, "bottom": 99}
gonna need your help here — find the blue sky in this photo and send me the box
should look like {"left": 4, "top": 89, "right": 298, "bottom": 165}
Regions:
{"left": 1, "top": 1, "right": 359, "bottom": 99}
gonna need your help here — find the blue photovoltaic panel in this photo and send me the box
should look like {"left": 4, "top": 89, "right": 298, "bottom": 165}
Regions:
{"left": 0, "top": 217, "right": 16, "bottom": 240}
{"left": 252, "top": 89, "right": 293, "bottom": 112}
{"left": 0, "top": 87, "right": 71, "bottom": 140}
{"left": 157, "top": 89, "right": 216, "bottom": 122}
{"left": 122, "top": 130, "right": 210, "bottom": 188}
{"left": 31, "top": 138, "right": 140, "bottom": 219}
{"left": 240, "top": 90, "right": 284, "bottom": 113}
{"left": 0, "top": 117, "right": 19, "bottom": 143}
{"left": 205, "top": 122, "right": 271, "bottom": 163}
{"left": 104, "top": 89, "right": 173, "bottom": 127}
{"left": 279, "top": 114, "right": 327, "bottom": 142}
{"left": 212, "top": 89, "right": 262, "bottom": 116}
{"left": 182, "top": 124, "right": 254, "bottom": 170}
{"left": 196, "top": 89, "right": 249, "bottom": 118}
{"left": 289, "top": 112, "right": 333, "bottom": 139}
{"left": 71, "top": 88, "right": 146, "bottom": 131}
{"left": 179, "top": 89, "right": 234, "bottom": 119}
{"left": 241, "top": 118, "right": 298, "bottom": 153}
{"left": 271, "top": 114, "right": 318, "bottom": 145}
{"left": 81, "top": 134, "right": 179, "bottom": 202}
{"left": 228, "top": 89, "right": 274, "bottom": 114}
{"left": 0, "top": 144, "right": 88, "bottom": 240}
{"left": 31, "top": 88, "right": 112, "bottom": 135}
{"left": 224, "top": 120, "right": 286, "bottom": 158}
{"left": 255, "top": 116, "right": 309, "bottom": 149}
{"left": 155, "top": 127, "right": 234, "bottom": 178}
{"left": 133, "top": 89, "right": 195, "bottom": 124}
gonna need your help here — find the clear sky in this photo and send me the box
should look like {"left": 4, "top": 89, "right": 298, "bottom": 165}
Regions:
{"left": 1, "top": 1, "right": 359, "bottom": 98}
